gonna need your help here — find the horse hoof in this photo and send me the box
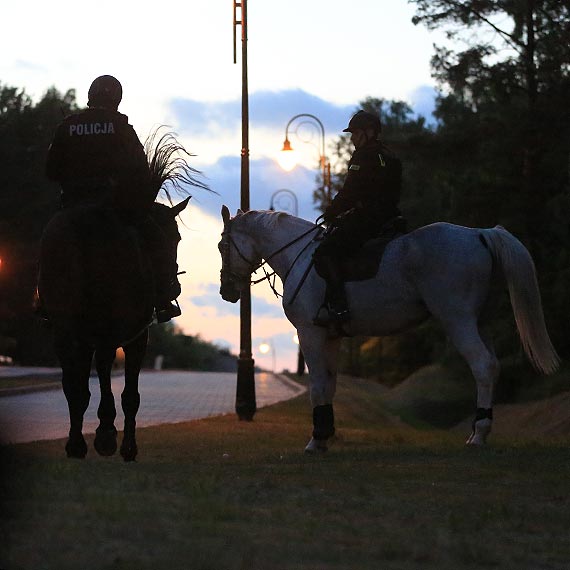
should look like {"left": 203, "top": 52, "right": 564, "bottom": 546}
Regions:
{"left": 65, "top": 435, "right": 87, "bottom": 459}
{"left": 466, "top": 431, "right": 488, "bottom": 446}
{"left": 466, "top": 419, "right": 492, "bottom": 446}
{"left": 94, "top": 427, "right": 118, "bottom": 457}
{"left": 120, "top": 440, "right": 138, "bottom": 462}
{"left": 304, "top": 437, "right": 328, "bottom": 454}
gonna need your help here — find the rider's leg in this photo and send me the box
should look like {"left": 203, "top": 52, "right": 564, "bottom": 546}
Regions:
{"left": 128, "top": 213, "right": 182, "bottom": 323}
{"left": 317, "top": 255, "right": 350, "bottom": 322}
{"left": 313, "top": 235, "right": 350, "bottom": 325}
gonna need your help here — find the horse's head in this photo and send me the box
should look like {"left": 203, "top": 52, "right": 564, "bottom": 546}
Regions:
{"left": 150, "top": 196, "right": 190, "bottom": 259}
{"left": 218, "top": 205, "right": 262, "bottom": 303}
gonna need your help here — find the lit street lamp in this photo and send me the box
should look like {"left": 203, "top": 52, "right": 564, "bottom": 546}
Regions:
{"left": 258, "top": 339, "right": 276, "bottom": 373}
{"left": 279, "top": 113, "right": 332, "bottom": 206}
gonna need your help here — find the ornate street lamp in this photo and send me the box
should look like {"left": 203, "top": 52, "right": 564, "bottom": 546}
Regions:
{"left": 268, "top": 188, "right": 305, "bottom": 375}
{"left": 269, "top": 189, "right": 299, "bottom": 216}
{"left": 279, "top": 114, "right": 332, "bottom": 206}
{"left": 258, "top": 339, "right": 276, "bottom": 373}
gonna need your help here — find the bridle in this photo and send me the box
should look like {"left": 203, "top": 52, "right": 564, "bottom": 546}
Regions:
{"left": 220, "top": 218, "right": 324, "bottom": 298}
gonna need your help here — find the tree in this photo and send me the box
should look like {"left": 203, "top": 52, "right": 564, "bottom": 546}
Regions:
{"left": 410, "top": 0, "right": 570, "bottom": 239}
{"left": 315, "top": 96, "right": 438, "bottom": 227}
{"left": 0, "top": 83, "right": 79, "bottom": 364}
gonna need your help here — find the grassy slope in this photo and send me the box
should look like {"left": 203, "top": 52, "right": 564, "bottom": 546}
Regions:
{"left": 1, "top": 375, "right": 569, "bottom": 570}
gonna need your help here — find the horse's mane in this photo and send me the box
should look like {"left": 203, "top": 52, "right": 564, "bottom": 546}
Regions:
{"left": 144, "top": 126, "right": 214, "bottom": 204}
{"left": 236, "top": 210, "right": 316, "bottom": 235}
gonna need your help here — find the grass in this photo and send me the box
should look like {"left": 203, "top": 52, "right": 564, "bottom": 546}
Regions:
{"left": 1, "top": 374, "right": 570, "bottom": 570}
{"left": 0, "top": 374, "right": 61, "bottom": 392}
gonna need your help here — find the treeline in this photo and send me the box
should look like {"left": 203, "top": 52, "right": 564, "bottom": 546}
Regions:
{"left": 319, "top": 1, "right": 570, "bottom": 389}
{"left": 0, "top": 85, "right": 235, "bottom": 371}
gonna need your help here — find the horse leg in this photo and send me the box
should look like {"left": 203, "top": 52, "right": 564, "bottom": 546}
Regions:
{"left": 94, "top": 347, "right": 118, "bottom": 456}
{"left": 298, "top": 328, "right": 341, "bottom": 453}
{"left": 120, "top": 330, "right": 148, "bottom": 462}
{"left": 56, "top": 336, "right": 93, "bottom": 459}
{"left": 444, "top": 321, "right": 500, "bottom": 446}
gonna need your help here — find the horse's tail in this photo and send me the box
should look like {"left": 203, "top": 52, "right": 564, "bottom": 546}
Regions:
{"left": 480, "top": 226, "right": 560, "bottom": 375}
{"left": 144, "top": 126, "right": 213, "bottom": 203}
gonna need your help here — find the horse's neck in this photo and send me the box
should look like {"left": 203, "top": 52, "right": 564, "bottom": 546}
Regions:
{"left": 246, "top": 213, "right": 317, "bottom": 279}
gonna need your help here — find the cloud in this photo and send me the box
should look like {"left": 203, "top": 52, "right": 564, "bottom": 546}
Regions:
{"left": 170, "top": 89, "right": 355, "bottom": 136}
{"left": 408, "top": 85, "right": 438, "bottom": 125}
{"left": 181, "top": 154, "right": 322, "bottom": 221}
{"left": 189, "top": 283, "right": 284, "bottom": 319}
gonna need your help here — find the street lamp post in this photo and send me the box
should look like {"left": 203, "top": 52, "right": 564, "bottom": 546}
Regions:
{"left": 258, "top": 340, "right": 276, "bottom": 373}
{"left": 233, "top": 0, "right": 256, "bottom": 421}
{"left": 269, "top": 188, "right": 298, "bottom": 215}
{"left": 277, "top": 114, "right": 332, "bottom": 375}
{"left": 268, "top": 189, "right": 305, "bottom": 376}
{"left": 280, "top": 113, "right": 332, "bottom": 206}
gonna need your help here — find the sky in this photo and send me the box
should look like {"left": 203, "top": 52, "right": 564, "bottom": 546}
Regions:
{"left": 1, "top": 0, "right": 446, "bottom": 372}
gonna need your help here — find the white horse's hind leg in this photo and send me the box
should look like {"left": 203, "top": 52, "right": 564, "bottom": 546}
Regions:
{"left": 297, "top": 327, "right": 341, "bottom": 453}
{"left": 444, "top": 321, "right": 500, "bottom": 446}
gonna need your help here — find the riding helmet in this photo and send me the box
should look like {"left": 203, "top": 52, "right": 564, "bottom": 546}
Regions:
{"left": 343, "top": 110, "right": 382, "bottom": 133}
{"left": 87, "top": 75, "right": 123, "bottom": 110}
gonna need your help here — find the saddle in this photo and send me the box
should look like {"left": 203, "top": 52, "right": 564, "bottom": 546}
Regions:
{"left": 315, "top": 216, "right": 407, "bottom": 282}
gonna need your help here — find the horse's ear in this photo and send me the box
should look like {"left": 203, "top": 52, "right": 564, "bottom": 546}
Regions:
{"left": 172, "top": 196, "right": 191, "bottom": 216}
{"left": 221, "top": 205, "right": 231, "bottom": 225}
{"left": 237, "top": 208, "right": 244, "bottom": 215}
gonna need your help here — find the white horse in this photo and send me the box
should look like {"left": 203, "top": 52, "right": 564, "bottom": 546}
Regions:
{"left": 218, "top": 206, "right": 559, "bottom": 452}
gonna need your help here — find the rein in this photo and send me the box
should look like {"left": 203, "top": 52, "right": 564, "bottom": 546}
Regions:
{"left": 222, "top": 220, "right": 324, "bottom": 299}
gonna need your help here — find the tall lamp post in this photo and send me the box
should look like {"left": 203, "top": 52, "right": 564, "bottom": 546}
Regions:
{"left": 279, "top": 113, "right": 332, "bottom": 206}
{"left": 277, "top": 114, "right": 332, "bottom": 375}
{"left": 269, "top": 189, "right": 305, "bottom": 376}
{"left": 233, "top": 0, "right": 256, "bottom": 420}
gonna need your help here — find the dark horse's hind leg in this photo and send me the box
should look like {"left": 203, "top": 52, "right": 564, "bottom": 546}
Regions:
{"left": 94, "top": 347, "right": 118, "bottom": 456}
{"left": 56, "top": 335, "right": 94, "bottom": 459}
{"left": 120, "top": 329, "right": 148, "bottom": 462}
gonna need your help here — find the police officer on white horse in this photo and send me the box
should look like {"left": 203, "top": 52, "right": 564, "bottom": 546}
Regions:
{"left": 313, "top": 110, "right": 403, "bottom": 327}
{"left": 45, "top": 75, "right": 181, "bottom": 323}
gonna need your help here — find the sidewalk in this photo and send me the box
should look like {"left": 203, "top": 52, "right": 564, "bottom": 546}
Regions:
{"left": 0, "top": 370, "right": 306, "bottom": 445}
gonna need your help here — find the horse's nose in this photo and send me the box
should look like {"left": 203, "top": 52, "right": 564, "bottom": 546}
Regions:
{"left": 220, "top": 283, "right": 240, "bottom": 303}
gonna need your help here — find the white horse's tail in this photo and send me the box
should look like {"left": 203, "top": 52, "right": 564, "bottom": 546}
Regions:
{"left": 480, "top": 226, "right": 560, "bottom": 375}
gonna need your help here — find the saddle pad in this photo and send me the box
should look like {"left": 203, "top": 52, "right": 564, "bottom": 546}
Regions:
{"left": 315, "top": 235, "right": 398, "bottom": 283}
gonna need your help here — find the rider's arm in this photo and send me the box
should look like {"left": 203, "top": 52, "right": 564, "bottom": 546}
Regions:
{"left": 120, "top": 124, "right": 154, "bottom": 210}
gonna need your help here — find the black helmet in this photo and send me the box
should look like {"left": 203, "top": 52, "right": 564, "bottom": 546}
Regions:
{"left": 343, "top": 110, "right": 382, "bottom": 133}
{"left": 87, "top": 75, "right": 123, "bottom": 110}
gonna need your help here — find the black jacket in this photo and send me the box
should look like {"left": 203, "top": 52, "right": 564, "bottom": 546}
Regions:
{"left": 324, "top": 140, "right": 401, "bottom": 224}
{"left": 46, "top": 108, "right": 153, "bottom": 210}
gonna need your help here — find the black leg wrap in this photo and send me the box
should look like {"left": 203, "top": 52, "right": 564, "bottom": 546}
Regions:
{"left": 312, "top": 404, "right": 335, "bottom": 440}
{"left": 472, "top": 407, "right": 493, "bottom": 430}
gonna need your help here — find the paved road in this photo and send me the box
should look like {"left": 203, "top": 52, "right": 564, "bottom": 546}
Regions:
{"left": 0, "top": 370, "right": 306, "bottom": 445}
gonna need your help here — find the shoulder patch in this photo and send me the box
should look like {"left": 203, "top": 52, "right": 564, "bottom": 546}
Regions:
{"left": 349, "top": 164, "right": 361, "bottom": 171}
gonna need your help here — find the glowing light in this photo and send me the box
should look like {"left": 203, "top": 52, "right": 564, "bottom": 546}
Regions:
{"left": 259, "top": 342, "right": 271, "bottom": 354}
{"left": 293, "top": 333, "right": 299, "bottom": 345}
{"left": 276, "top": 148, "right": 297, "bottom": 172}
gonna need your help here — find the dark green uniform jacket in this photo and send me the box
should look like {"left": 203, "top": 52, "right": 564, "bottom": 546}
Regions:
{"left": 318, "top": 140, "right": 402, "bottom": 256}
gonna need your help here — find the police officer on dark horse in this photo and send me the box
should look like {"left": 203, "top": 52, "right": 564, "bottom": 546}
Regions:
{"left": 313, "top": 109, "right": 403, "bottom": 328}
{"left": 45, "top": 74, "right": 181, "bottom": 323}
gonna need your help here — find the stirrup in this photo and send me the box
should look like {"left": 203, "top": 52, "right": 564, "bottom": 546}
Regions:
{"left": 313, "top": 304, "right": 350, "bottom": 328}
{"left": 156, "top": 300, "right": 181, "bottom": 323}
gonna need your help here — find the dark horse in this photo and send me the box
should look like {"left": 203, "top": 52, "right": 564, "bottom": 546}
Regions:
{"left": 38, "top": 129, "right": 207, "bottom": 461}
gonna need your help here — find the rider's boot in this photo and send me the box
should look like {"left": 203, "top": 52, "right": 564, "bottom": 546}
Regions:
{"left": 313, "top": 256, "right": 350, "bottom": 327}
{"left": 155, "top": 275, "right": 182, "bottom": 323}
